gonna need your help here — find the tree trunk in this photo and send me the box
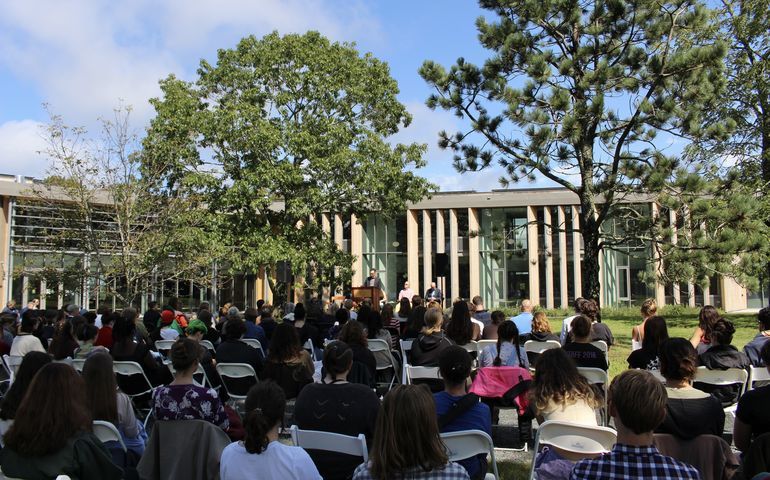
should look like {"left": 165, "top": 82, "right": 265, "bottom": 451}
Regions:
{"left": 579, "top": 198, "right": 603, "bottom": 307}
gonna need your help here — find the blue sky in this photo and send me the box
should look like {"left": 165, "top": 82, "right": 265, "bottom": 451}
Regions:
{"left": 0, "top": 0, "right": 520, "bottom": 191}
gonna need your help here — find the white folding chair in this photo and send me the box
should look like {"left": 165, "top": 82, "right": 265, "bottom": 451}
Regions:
{"left": 112, "top": 361, "right": 155, "bottom": 401}
{"left": 303, "top": 339, "right": 318, "bottom": 361}
{"left": 577, "top": 367, "right": 609, "bottom": 425}
{"left": 523, "top": 340, "right": 561, "bottom": 369}
{"left": 200, "top": 340, "right": 216, "bottom": 354}
{"left": 441, "top": 429, "right": 499, "bottom": 480}
{"left": 400, "top": 339, "right": 413, "bottom": 382}
{"left": 367, "top": 338, "right": 400, "bottom": 390}
{"left": 92, "top": 420, "right": 127, "bottom": 452}
{"left": 154, "top": 340, "right": 175, "bottom": 353}
{"left": 695, "top": 366, "right": 749, "bottom": 417}
{"left": 166, "top": 362, "right": 211, "bottom": 388}
{"left": 2, "top": 355, "right": 23, "bottom": 384}
{"left": 458, "top": 341, "right": 478, "bottom": 354}
{"left": 476, "top": 339, "right": 497, "bottom": 351}
{"left": 216, "top": 362, "right": 258, "bottom": 402}
{"left": 590, "top": 340, "right": 609, "bottom": 362}
{"left": 405, "top": 365, "right": 441, "bottom": 385}
{"left": 290, "top": 425, "right": 368, "bottom": 461}
{"left": 71, "top": 358, "right": 86, "bottom": 373}
{"left": 239, "top": 338, "right": 266, "bottom": 358}
{"left": 528, "top": 420, "right": 617, "bottom": 480}
{"left": 747, "top": 365, "right": 770, "bottom": 391}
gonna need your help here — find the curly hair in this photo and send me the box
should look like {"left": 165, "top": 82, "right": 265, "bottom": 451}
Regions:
{"left": 529, "top": 348, "right": 600, "bottom": 414}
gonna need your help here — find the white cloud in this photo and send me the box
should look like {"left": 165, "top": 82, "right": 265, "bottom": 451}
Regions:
{"left": 0, "top": 120, "right": 48, "bottom": 177}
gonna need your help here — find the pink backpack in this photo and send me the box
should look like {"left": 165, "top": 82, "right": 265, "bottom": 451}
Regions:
{"left": 469, "top": 366, "right": 532, "bottom": 415}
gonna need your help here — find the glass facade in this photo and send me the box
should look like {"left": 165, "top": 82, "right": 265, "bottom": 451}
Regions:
{"left": 361, "top": 214, "right": 407, "bottom": 301}
{"left": 478, "top": 207, "right": 529, "bottom": 308}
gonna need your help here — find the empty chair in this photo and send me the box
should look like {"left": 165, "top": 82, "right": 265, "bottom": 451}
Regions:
{"left": 528, "top": 420, "right": 617, "bottom": 480}
{"left": 405, "top": 365, "right": 441, "bottom": 385}
{"left": 748, "top": 365, "right": 770, "bottom": 391}
{"left": 216, "top": 363, "right": 258, "bottom": 402}
{"left": 113, "top": 361, "right": 155, "bottom": 402}
{"left": 441, "top": 430, "right": 499, "bottom": 480}
{"left": 399, "top": 339, "right": 413, "bottom": 380}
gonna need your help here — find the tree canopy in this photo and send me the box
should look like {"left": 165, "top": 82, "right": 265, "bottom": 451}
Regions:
{"left": 144, "top": 31, "right": 433, "bottom": 298}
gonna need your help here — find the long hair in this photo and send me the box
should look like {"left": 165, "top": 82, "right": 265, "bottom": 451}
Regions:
{"left": 406, "top": 306, "right": 427, "bottom": 333}
{"left": 532, "top": 311, "right": 552, "bottom": 333}
{"left": 659, "top": 338, "right": 698, "bottom": 382}
{"left": 369, "top": 385, "right": 449, "bottom": 479}
{"left": 366, "top": 311, "right": 384, "bottom": 339}
{"left": 530, "top": 348, "right": 599, "bottom": 414}
{"left": 340, "top": 320, "right": 368, "bottom": 347}
{"left": 267, "top": 323, "right": 302, "bottom": 363}
{"left": 641, "top": 316, "right": 669, "bottom": 356}
{"left": 243, "top": 381, "right": 285, "bottom": 454}
{"left": 398, "top": 297, "right": 412, "bottom": 318}
{"left": 4, "top": 363, "right": 91, "bottom": 456}
{"left": 494, "top": 321, "right": 522, "bottom": 367}
{"left": 698, "top": 306, "right": 719, "bottom": 334}
{"left": 49, "top": 320, "right": 77, "bottom": 360}
{"left": 445, "top": 301, "right": 473, "bottom": 345}
{"left": 0, "top": 352, "right": 52, "bottom": 420}
{"left": 83, "top": 352, "right": 119, "bottom": 424}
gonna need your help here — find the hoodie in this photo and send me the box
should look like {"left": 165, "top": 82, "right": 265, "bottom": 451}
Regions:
{"left": 410, "top": 332, "right": 455, "bottom": 367}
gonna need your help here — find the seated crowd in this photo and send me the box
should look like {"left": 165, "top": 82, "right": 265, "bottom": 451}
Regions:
{"left": 0, "top": 297, "right": 768, "bottom": 480}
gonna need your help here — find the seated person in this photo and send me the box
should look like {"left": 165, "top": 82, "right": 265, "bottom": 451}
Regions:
{"left": 531, "top": 348, "right": 601, "bottom": 478}
{"left": 10, "top": 312, "right": 45, "bottom": 356}
{"left": 478, "top": 320, "right": 529, "bottom": 369}
{"left": 631, "top": 298, "right": 658, "bottom": 351}
{"left": 351, "top": 385, "right": 469, "bottom": 480}
{"left": 734, "top": 341, "right": 770, "bottom": 453}
{"left": 581, "top": 299, "right": 614, "bottom": 348}
{"left": 338, "top": 321, "right": 377, "bottom": 384}
{"left": 294, "top": 341, "right": 380, "bottom": 480}
{"left": 186, "top": 319, "right": 223, "bottom": 393}
{"left": 290, "top": 303, "right": 323, "bottom": 353}
{"left": 482, "top": 310, "right": 505, "bottom": 340}
{"left": 220, "top": 382, "right": 322, "bottom": 480}
{"left": 76, "top": 324, "right": 106, "bottom": 358}
{"left": 262, "top": 323, "right": 314, "bottom": 400}
{"left": 326, "top": 307, "right": 350, "bottom": 340}
{"left": 0, "top": 351, "right": 52, "bottom": 436}
{"left": 744, "top": 307, "right": 770, "bottom": 367}
{"left": 1, "top": 363, "right": 123, "bottom": 480}
{"left": 216, "top": 317, "right": 264, "bottom": 397}
{"left": 243, "top": 306, "right": 268, "bottom": 351}
{"left": 445, "top": 301, "right": 481, "bottom": 346}
{"left": 402, "top": 305, "right": 427, "bottom": 341}
{"left": 627, "top": 316, "right": 668, "bottom": 371}
{"left": 690, "top": 305, "right": 719, "bottom": 354}
{"left": 49, "top": 320, "right": 79, "bottom": 360}
{"left": 570, "top": 370, "right": 700, "bottom": 480}
{"left": 562, "top": 315, "right": 608, "bottom": 371}
{"left": 696, "top": 317, "right": 750, "bottom": 405}
{"left": 521, "top": 311, "right": 560, "bottom": 344}
{"left": 111, "top": 317, "right": 172, "bottom": 389}
{"left": 657, "top": 338, "right": 724, "bottom": 439}
{"left": 410, "top": 307, "right": 455, "bottom": 367}
{"left": 434, "top": 346, "right": 491, "bottom": 480}
{"left": 153, "top": 338, "right": 229, "bottom": 431}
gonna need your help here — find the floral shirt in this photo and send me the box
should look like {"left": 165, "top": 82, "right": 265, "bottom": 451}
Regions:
{"left": 152, "top": 384, "right": 229, "bottom": 430}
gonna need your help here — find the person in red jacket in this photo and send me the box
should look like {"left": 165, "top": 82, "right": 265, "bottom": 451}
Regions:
{"left": 93, "top": 313, "right": 115, "bottom": 349}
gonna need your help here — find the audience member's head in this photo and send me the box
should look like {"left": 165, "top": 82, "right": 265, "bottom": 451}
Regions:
{"left": 579, "top": 298, "right": 599, "bottom": 322}
{"left": 411, "top": 295, "right": 423, "bottom": 308}
{"left": 407, "top": 305, "right": 427, "bottom": 333}
{"left": 640, "top": 298, "right": 658, "bottom": 319}
{"left": 570, "top": 315, "right": 592, "bottom": 342}
{"left": 4, "top": 363, "right": 90, "bottom": 456}
{"left": 532, "top": 311, "right": 552, "bottom": 334}
{"left": 446, "top": 300, "right": 473, "bottom": 345}
{"left": 243, "top": 381, "right": 285, "bottom": 454}
{"left": 111, "top": 316, "right": 137, "bottom": 344}
{"left": 423, "top": 307, "right": 444, "bottom": 333}
{"left": 185, "top": 319, "right": 208, "bottom": 340}
{"left": 398, "top": 298, "right": 412, "bottom": 318}
{"left": 709, "top": 317, "right": 736, "bottom": 346}
{"left": 0, "top": 352, "right": 52, "bottom": 420}
{"left": 268, "top": 323, "right": 302, "bottom": 362}
{"left": 82, "top": 352, "right": 118, "bottom": 424}
{"left": 170, "top": 337, "right": 202, "bottom": 373}
{"left": 244, "top": 307, "right": 259, "bottom": 323}
{"left": 322, "top": 341, "right": 354, "bottom": 382}
{"left": 698, "top": 305, "right": 720, "bottom": 336}
{"left": 256, "top": 299, "right": 265, "bottom": 311}
{"left": 198, "top": 309, "right": 213, "bottom": 327}
{"left": 159, "top": 309, "right": 175, "bottom": 328}
{"left": 293, "top": 303, "right": 306, "bottom": 322}
{"left": 573, "top": 297, "right": 585, "bottom": 313}
{"left": 762, "top": 341, "right": 770, "bottom": 371}
{"left": 439, "top": 346, "right": 472, "bottom": 388}
{"left": 222, "top": 317, "right": 246, "bottom": 341}
{"left": 520, "top": 299, "right": 533, "bottom": 313}
{"left": 369, "top": 385, "right": 448, "bottom": 479}
{"left": 530, "top": 348, "right": 598, "bottom": 414}
{"left": 759, "top": 307, "right": 770, "bottom": 332}
{"left": 471, "top": 295, "right": 484, "bottom": 309}
{"left": 366, "top": 310, "right": 384, "bottom": 338}
{"left": 494, "top": 321, "right": 521, "bottom": 367}
{"left": 641, "top": 316, "right": 669, "bottom": 355}
{"left": 381, "top": 303, "right": 394, "bottom": 322}
{"left": 122, "top": 308, "right": 138, "bottom": 323}
{"left": 19, "top": 313, "right": 39, "bottom": 334}
{"left": 198, "top": 301, "right": 210, "bottom": 313}
{"left": 659, "top": 338, "right": 698, "bottom": 384}
{"left": 340, "top": 320, "right": 367, "bottom": 347}
{"left": 490, "top": 310, "right": 505, "bottom": 326}
{"left": 260, "top": 304, "right": 274, "bottom": 319}
{"left": 82, "top": 311, "right": 97, "bottom": 325}
{"left": 334, "top": 307, "right": 349, "bottom": 326}
{"left": 609, "top": 369, "right": 666, "bottom": 435}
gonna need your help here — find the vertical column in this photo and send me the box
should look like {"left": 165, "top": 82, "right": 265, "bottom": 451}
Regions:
{"left": 571, "top": 206, "right": 582, "bottom": 300}
{"left": 702, "top": 280, "right": 710, "bottom": 305}
{"left": 321, "top": 214, "right": 332, "bottom": 301}
{"left": 650, "top": 203, "right": 666, "bottom": 306}
{"left": 669, "top": 209, "right": 681, "bottom": 304}
{"left": 0, "top": 197, "right": 10, "bottom": 303}
{"left": 721, "top": 276, "right": 747, "bottom": 311}
{"left": 333, "top": 214, "right": 344, "bottom": 296}
{"left": 527, "top": 206, "right": 540, "bottom": 304}
{"left": 435, "top": 210, "right": 445, "bottom": 254}
{"left": 557, "top": 206, "right": 569, "bottom": 308}
{"left": 406, "top": 209, "right": 420, "bottom": 295}
{"left": 263, "top": 268, "right": 274, "bottom": 304}
{"left": 449, "top": 209, "right": 460, "bottom": 302}
{"left": 468, "top": 208, "right": 480, "bottom": 300}
{"left": 255, "top": 267, "right": 264, "bottom": 301}
{"left": 351, "top": 214, "right": 364, "bottom": 287}
{"left": 422, "top": 210, "right": 432, "bottom": 292}
{"left": 683, "top": 207, "right": 696, "bottom": 307}
{"left": 543, "top": 207, "right": 554, "bottom": 309}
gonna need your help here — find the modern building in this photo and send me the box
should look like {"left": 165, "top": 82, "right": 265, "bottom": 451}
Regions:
{"left": 0, "top": 174, "right": 765, "bottom": 312}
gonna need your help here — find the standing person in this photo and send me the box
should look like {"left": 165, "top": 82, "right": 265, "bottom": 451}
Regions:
{"left": 294, "top": 341, "right": 380, "bottom": 480}
{"left": 220, "top": 382, "right": 322, "bottom": 480}
{"left": 434, "top": 347, "right": 491, "bottom": 480}
{"left": 425, "top": 281, "right": 443, "bottom": 304}
{"left": 627, "top": 316, "right": 669, "bottom": 371}
{"left": 1, "top": 363, "right": 124, "bottom": 480}
{"left": 562, "top": 315, "right": 608, "bottom": 370}
{"left": 570, "top": 370, "right": 700, "bottom": 480}
{"left": 510, "top": 299, "right": 534, "bottom": 336}
{"left": 631, "top": 298, "right": 658, "bottom": 351}
{"left": 363, "top": 269, "right": 386, "bottom": 300}
{"left": 398, "top": 281, "right": 415, "bottom": 301}
{"left": 2, "top": 300, "right": 18, "bottom": 316}
{"left": 351, "top": 384, "right": 470, "bottom": 480}
{"left": 744, "top": 307, "right": 770, "bottom": 366}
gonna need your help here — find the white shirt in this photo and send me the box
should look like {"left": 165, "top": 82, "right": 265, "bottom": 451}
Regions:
{"left": 220, "top": 440, "right": 322, "bottom": 480}
{"left": 560, "top": 314, "right": 578, "bottom": 344}
{"left": 471, "top": 318, "right": 484, "bottom": 333}
{"left": 10, "top": 334, "right": 45, "bottom": 356}
{"left": 95, "top": 314, "right": 103, "bottom": 329}
{"left": 160, "top": 327, "right": 180, "bottom": 341}
{"left": 398, "top": 288, "right": 415, "bottom": 301}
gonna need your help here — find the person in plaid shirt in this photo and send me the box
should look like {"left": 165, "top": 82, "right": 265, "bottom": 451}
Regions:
{"left": 571, "top": 370, "right": 700, "bottom": 480}
{"left": 352, "top": 384, "right": 469, "bottom": 479}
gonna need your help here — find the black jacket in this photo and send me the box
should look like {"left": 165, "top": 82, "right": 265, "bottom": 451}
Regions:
{"left": 410, "top": 332, "right": 455, "bottom": 367}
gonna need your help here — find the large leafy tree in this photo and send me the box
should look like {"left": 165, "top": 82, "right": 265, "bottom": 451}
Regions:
{"left": 420, "top": 0, "right": 728, "bottom": 303}
{"left": 144, "top": 31, "right": 433, "bottom": 299}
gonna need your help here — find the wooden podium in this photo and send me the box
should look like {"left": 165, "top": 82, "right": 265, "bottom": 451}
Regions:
{"left": 351, "top": 287, "right": 383, "bottom": 312}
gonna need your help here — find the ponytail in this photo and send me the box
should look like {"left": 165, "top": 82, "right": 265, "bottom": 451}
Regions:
{"left": 243, "top": 381, "right": 286, "bottom": 455}
{"left": 494, "top": 321, "right": 522, "bottom": 367}
{"left": 493, "top": 334, "right": 503, "bottom": 367}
